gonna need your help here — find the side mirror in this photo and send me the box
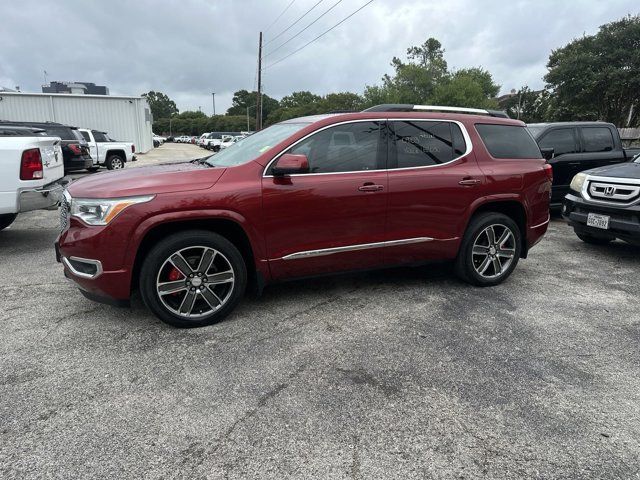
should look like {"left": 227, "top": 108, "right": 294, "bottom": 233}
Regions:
{"left": 540, "top": 147, "right": 554, "bottom": 161}
{"left": 272, "top": 154, "right": 309, "bottom": 176}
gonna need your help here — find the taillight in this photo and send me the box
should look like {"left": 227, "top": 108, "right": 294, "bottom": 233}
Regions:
{"left": 131, "top": 145, "right": 135, "bottom": 153}
{"left": 68, "top": 143, "right": 82, "bottom": 155}
{"left": 20, "top": 148, "right": 43, "bottom": 180}
{"left": 543, "top": 163, "right": 553, "bottom": 182}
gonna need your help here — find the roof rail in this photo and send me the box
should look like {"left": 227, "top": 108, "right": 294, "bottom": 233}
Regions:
{"left": 362, "top": 104, "right": 510, "bottom": 118}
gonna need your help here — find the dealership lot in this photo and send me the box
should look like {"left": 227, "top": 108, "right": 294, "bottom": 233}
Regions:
{"left": 1, "top": 146, "right": 639, "bottom": 478}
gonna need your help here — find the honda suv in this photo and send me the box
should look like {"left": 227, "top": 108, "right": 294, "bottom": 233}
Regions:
{"left": 56, "top": 105, "right": 552, "bottom": 328}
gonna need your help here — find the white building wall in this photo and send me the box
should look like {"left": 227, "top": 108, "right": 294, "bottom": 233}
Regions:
{"left": 0, "top": 92, "right": 153, "bottom": 152}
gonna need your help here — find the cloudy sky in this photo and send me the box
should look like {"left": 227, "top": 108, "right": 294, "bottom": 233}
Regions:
{"left": 0, "top": 0, "right": 637, "bottom": 114}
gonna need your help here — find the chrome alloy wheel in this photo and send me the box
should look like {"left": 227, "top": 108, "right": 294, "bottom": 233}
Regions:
{"left": 156, "top": 246, "right": 235, "bottom": 319}
{"left": 471, "top": 224, "right": 516, "bottom": 279}
{"left": 111, "top": 158, "right": 124, "bottom": 169}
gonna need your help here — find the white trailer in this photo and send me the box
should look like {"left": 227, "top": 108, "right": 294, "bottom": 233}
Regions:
{"left": 0, "top": 92, "right": 153, "bottom": 153}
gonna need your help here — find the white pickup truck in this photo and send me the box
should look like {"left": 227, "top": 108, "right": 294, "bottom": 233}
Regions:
{"left": 78, "top": 129, "right": 136, "bottom": 170}
{"left": 0, "top": 126, "right": 67, "bottom": 231}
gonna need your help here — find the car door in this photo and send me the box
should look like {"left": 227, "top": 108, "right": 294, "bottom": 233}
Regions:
{"left": 384, "top": 119, "right": 483, "bottom": 264}
{"left": 578, "top": 126, "right": 625, "bottom": 168}
{"left": 262, "top": 120, "right": 388, "bottom": 280}
{"left": 537, "top": 127, "right": 581, "bottom": 204}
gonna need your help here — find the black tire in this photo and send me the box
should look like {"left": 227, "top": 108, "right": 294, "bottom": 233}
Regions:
{"left": 455, "top": 212, "right": 522, "bottom": 287}
{"left": 87, "top": 166, "right": 100, "bottom": 173}
{"left": 575, "top": 230, "right": 613, "bottom": 245}
{"left": 105, "top": 155, "right": 125, "bottom": 170}
{"left": 139, "top": 230, "right": 247, "bottom": 328}
{"left": 0, "top": 214, "right": 17, "bottom": 231}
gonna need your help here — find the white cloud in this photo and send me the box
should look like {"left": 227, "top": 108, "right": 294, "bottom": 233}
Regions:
{"left": 0, "top": 0, "right": 637, "bottom": 113}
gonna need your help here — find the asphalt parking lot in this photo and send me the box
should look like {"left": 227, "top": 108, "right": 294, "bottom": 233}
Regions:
{"left": 1, "top": 144, "right": 639, "bottom": 479}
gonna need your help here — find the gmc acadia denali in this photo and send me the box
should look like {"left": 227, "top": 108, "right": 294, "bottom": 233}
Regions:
{"left": 56, "top": 105, "right": 552, "bottom": 328}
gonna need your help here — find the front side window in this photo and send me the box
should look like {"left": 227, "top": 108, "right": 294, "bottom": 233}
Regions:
{"left": 476, "top": 124, "right": 542, "bottom": 159}
{"left": 80, "top": 131, "right": 91, "bottom": 142}
{"left": 581, "top": 127, "right": 614, "bottom": 153}
{"left": 390, "top": 121, "right": 466, "bottom": 168}
{"left": 538, "top": 128, "right": 578, "bottom": 156}
{"left": 285, "top": 121, "right": 383, "bottom": 173}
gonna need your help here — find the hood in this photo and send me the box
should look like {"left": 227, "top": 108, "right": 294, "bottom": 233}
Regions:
{"left": 68, "top": 161, "right": 226, "bottom": 198}
{"left": 586, "top": 161, "right": 640, "bottom": 180}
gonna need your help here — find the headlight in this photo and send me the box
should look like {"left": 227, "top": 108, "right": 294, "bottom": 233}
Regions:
{"left": 569, "top": 173, "right": 587, "bottom": 193}
{"left": 70, "top": 195, "right": 154, "bottom": 225}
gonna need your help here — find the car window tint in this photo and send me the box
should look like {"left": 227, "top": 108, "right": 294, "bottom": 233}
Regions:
{"left": 391, "top": 121, "right": 466, "bottom": 168}
{"left": 287, "top": 122, "right": 382, "bottom": 173}
{"left": 539, "top": 128, "right": 577, "bottom": 155}
{"left": 582, "top": 127, "right": 614, "bottom": 153}
{"left": 475, "top": 124, "right": 542, "bottom": 159}
{"left": 80, "top": 131, "right": 91, "bottom": 142}
{"left": 44, "top": 126, "right": 75, "bottom": 140}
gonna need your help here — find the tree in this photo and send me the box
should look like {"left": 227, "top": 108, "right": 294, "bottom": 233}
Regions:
{"left": 545, "top": 15, "right": 640, "bottom": 126}
{"left": 432, "top": 68, "right": 500, "bottom": 109}
{"left": 226, "top": 89, "right": 280, "bottom": 119}
{"left": 501, "top": 86, "right": 553, "bottom": 123}
{"left": 142, "top": 91, "right": 178, "bottom": 119}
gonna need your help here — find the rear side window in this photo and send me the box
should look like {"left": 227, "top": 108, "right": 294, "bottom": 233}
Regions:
{"left": 287, "top": 121, "right": 383, "bottom": 173}
{"left": 391, "top": 121, "right": 467, "bottom": 168}
{"left": 581, "top": 127, "right": 614, "bottom": 153}
{"left": 476, "top": 124, "right": 542, "bottom": 159}
{"left": 92, "top": 131, "right": 109, "bottom": 142}
{"left": 538, "top": 128, "right": 578, "bottom": 156}
{"left": 43, "top": 126, "right": 76, "bottom": 140}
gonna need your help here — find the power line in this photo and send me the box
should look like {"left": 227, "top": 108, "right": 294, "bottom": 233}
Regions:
{"left": 264, "top": 0, "right": 296, "bottom": 33}
{"left": 264, "top": 0, "right": 374, "bottom": 70}
{"left": 264, "top": 0, "right": 324, "bottom": 46}
{"left": 263, "top": 0, "right": 342, "bottom": 59}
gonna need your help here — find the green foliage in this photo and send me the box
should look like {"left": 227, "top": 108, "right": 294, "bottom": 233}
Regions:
{"left": 432, "top": 68, "right": 500, "bottom": 109}
{"left": 142, "top": 91, "right": 178, "bottom": 119}
{"left": 501, "top": 87, "right": 553, "bottom": 123}
{"left": 154, "top": 115, "right": 252, "bottom": 136}
{"left": 545, "top": 15, "right": 640, "bottom": 126}
{"left": 226, "top": 89, "right": 280, "bottom": 119}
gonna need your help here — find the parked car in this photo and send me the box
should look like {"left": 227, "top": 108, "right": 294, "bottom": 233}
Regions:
{"left": 78, "top": 129, "right": 135, "bottom": 170}
{"left": 563, "top": 154, "right": 640, "bottom": 246}
{"left": 0, "top": 121, "right": 92, "bottom": 173}
{"left": 204, "top": 131, "right": 243, "bottom": 151}
{"left": 153, "top": 134, "right": 165, "bottom": 147}
{"left": 527, "top": 122, "right": 639, "bottom": 207}
{"left": 197, "top": 133, "right": 211, "bottom": 147}
{"left": 0, "top": 125, "right": 67, "bottom": 231}
{"left": 56, "top": 104, "right": 551, "bottom": 328}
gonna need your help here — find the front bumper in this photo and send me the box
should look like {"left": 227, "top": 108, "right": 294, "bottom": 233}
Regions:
{"left": 19, "top": 177, "right": 70, "bottom": 213}
{"left": 563, "top": 193, "right": 640, "bottom": 241}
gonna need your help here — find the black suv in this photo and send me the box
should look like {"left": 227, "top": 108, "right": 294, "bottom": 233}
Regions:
{"left": 527, "top": 122, "right": 638, "bottom": 206}
{"left": 563, "top": 154, "right": 640, "bottom": 246}
{"left": 0, "top": 121, "right": 93, "bottom": 173}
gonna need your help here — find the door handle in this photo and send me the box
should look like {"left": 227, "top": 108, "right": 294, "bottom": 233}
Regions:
{"left": 459, "top": 178, "right": 481, "bottom": 186}
{"left": 358, "top": 183, "right": 384, "bottom": 192}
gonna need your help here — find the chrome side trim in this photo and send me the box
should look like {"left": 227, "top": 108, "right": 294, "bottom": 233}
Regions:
{"left": 62, "top": 256, "right": 103, "bottom": 279}
{"left": 262, "top": 118, "right": 473, "bottom": 177}
{"left": 530, "top": 216, "right": 550, "bottom": 230}
{"left": 281, "top": 237, "right": 435, "bottom": 260}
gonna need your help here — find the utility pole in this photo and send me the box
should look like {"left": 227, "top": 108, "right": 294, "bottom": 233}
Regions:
{"left": 256, "top": 31, "right": 263, "bottom": 131}
{"left": 211, "top": 92, "right": 216, "bottom": 116}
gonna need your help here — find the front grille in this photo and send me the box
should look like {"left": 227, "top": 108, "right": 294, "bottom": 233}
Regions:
{"left": 59, "top": 194, "right": 70, "bottom": 232}
{"left": 588, "top": 180, "right": 640, "bottom": 204}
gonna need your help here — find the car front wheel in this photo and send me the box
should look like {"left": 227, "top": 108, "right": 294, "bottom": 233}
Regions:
{"left": 455, "top": 213, "right": 522, "bottom": 286}
{"left": 139, "top": 231, "right": 247, "bottom": 328}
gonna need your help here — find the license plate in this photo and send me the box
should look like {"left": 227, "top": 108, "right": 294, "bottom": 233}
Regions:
{"left": 587, "top": 213, "right": 610, "bottom": 230}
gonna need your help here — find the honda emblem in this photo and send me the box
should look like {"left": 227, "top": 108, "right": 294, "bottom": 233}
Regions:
{"left": 604, "top": 186, "right": 616, "bottom": 197}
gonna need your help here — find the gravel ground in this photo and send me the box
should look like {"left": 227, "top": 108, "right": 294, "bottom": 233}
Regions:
{"left": 1, "top": 146, "right": 639, "bottom": 478}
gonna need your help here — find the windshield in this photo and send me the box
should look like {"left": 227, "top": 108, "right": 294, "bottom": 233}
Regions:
{"left": 206, "top": 122, "right": 309, "bottom": 167}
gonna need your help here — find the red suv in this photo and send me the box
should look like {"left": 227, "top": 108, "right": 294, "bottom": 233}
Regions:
{"left": 56, "top": 105, "right": 551, "bottom": 327}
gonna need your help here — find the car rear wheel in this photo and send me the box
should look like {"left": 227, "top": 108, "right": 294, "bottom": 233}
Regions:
{"left": 106, "top": 155, "right": 125, "bottom": 170}
{"left": 575, "top": 230, "right": 613, "bottom": 245}
{"left": 139, "top": 231, "right": 247, "bottom": 328}
{"left": 0, "top": 214, "right": 17, "bottom": 231}
{"left": 455, "top": 213, "right": 522, "bottom": 286}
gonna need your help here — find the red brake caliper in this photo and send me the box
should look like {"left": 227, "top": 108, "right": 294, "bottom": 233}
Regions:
{"left": 168, "top": 267, "right": 183, "bottom": 295}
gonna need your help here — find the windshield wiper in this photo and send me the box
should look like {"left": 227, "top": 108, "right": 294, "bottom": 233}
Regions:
{"left": 191, "top": 157, "right": 214, "bottom": 167}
